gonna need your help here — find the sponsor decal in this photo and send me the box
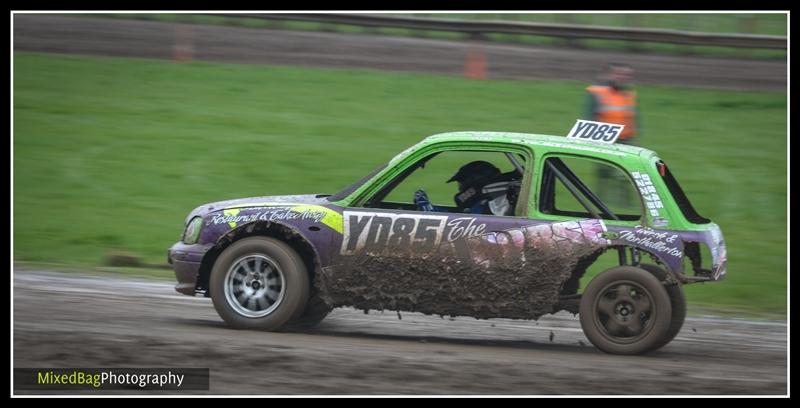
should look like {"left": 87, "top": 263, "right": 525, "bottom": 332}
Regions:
{"left": 566, "top": 119, "right": 624, "bottom": 144}
{"left": 462, "top": 218, "right": 610, "bottom": 268}
{"left": 631, "top": 171, "right": 664, "bottom": 218}
{"left": 210, "top": 205, "right": 343, "bottom": 233}
{"left": 340, "top": 211, "right": 608, "bottom": 262}
{"left": 290, "top": 205, "right": 344, "bottom": 233}
{"left": 615, "top": 226, "right": 682, "bottom": 258}
{"left": 341, "top": 211, "right": 449, "bottom": 255}
{"left": 220, "top": 209, "right": 243, "bottom": 228}
{"left": 446, "top": 217, "right": 487, "bottom": 241}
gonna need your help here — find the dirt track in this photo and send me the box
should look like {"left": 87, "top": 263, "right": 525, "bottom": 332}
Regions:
{"left": 13, "top": 269, "right": 787, "bottom": 395}
{"left": 13, "top": 14, "right": 787, "bottom": 92}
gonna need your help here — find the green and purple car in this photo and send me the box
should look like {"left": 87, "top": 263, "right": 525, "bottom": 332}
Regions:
{"left": 168, "top": 130, "right": 726, "bottom": 355}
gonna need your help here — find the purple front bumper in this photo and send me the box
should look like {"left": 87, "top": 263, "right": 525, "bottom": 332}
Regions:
{"left": 168, "top": 241, "right": 212, "bottom": 296}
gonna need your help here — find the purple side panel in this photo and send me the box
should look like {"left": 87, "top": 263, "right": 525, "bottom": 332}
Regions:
{"left": 321, "top": 210, "right": 610, "bottom": 320}
{"left": 605, "top": 225, "right": 685, "bottom": 275}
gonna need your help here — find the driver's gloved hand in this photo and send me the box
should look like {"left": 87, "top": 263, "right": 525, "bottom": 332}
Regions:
{"left": 414, "top": 189, "right": 434, "bottom": 212}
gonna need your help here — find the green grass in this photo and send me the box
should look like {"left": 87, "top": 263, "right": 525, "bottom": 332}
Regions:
{"left": 13, "top": 52, "right": 787, "bottom": 316}
{"left": 15, "top": 262, "right": 176, "bottom": 281}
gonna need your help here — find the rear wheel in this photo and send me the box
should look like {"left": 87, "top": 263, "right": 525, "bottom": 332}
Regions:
{"left": 210, "top": 237, "right": 309, "bottom": 330}
{"left": 579, "top": 266, "right": 672, "bottom": 355}
{"left": 638, "top": 263, "right": 686, "bottom": 351}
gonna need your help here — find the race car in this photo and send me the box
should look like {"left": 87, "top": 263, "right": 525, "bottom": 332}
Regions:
{"left": 168, "top": 123, "right": 726, "bottom": 355}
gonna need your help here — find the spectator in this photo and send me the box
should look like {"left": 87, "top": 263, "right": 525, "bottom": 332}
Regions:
{"left": 585, "top": 63, "right": 641, "bottom": 145}
{"left": 586, "top": 63, "right": 641, "bottom": 207}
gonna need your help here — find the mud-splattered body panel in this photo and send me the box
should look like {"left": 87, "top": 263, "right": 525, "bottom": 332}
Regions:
{"left": 319, "top": 210, "right": 611, "bottom": 320}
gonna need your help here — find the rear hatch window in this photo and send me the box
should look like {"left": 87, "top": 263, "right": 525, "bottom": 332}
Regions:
{"left": 657, "top": 161, "right": 710, "bottom": 224}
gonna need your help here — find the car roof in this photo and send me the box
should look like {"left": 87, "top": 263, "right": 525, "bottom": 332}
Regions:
{"left": 421, "top": 131, "right": 655, "bottom": 159}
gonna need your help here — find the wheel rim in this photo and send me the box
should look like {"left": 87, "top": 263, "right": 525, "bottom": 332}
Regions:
{"left": 592, "top": 280, "right": 656, "bottom": 344}
{"left": 224, "top": 254, "right": 285, "bottom": 318}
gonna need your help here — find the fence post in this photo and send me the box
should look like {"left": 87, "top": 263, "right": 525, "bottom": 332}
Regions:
{"left": 464, "top": 33, "right": 487, "bottom": 80}
{"left": 173, "top": 25, "right": 194, "bottom": 63}
{"left": 557, "top": 14, "right": 581, "bottom": 48}
{"left": 625, "top": 14, "right": 645, "bottom": 52}
{"left": 504, "top": 13, "right": 524, "bottom": 43}
{"left": 738, "top": 15, "right": 758, "bottom": 58}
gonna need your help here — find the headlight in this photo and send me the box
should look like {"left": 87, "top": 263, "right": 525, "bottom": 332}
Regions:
{"left": 182, "top": 217, "right": 203, "bottom": 244}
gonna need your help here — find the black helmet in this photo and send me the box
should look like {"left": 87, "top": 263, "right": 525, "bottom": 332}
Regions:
{"left": 447, "top": 161, "right": 501, "bottom": 187}
{"left": 448, "top": 161, "right": 501, "bottom": 210}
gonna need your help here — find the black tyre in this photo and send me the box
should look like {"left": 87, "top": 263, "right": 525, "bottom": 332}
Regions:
{"left": 638, "top": 264, "right": 687, "bottom": 351}
{"left": 579, "top": 266, "right": 672, "bottom": 355}
{"left": 209, "top": 236, "right": 309, "bottom": 330}
{"left": 284, "top": 293, "right": 332, "bottom": 331}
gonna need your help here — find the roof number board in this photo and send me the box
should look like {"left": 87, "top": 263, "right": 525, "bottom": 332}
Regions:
{"left": 566, "top": 120, "right": 624, "bottom": 144}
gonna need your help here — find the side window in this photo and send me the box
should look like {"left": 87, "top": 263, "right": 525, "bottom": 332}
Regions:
{"left": 360, "top": 150, "right": 526, "bottom": 216}
{"left": 539, "top": 156, "right": 642, "bottom": 221}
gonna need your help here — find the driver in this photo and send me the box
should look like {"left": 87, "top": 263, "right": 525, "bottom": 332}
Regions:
{"left": 414, "top": 160, "right": 520, "bottom": 216}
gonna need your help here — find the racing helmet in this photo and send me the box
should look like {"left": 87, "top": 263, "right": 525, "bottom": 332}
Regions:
{"left": 448, "top": 161, "right": 501, "bottom": 210}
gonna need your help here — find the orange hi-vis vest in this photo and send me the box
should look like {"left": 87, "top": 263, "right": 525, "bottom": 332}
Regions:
{"left": 587, "top": 85, "right": 637, "bottom": 139}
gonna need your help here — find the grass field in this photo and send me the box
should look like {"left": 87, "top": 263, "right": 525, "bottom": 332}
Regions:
{"left": 13, "top": 53, "right": 787, "bottom": 316}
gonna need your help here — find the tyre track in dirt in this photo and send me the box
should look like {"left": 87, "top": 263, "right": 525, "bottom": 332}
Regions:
{"left": 13, "top": 270, "right": 787, "bottom": 395}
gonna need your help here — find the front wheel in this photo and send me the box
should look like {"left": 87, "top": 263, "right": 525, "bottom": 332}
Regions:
{"left": 209, "top": 236, "right": 309, "bottom": 330}
{"left": 579, "top": 266, "right": 672, "bottom": 355}
{"left": 283, "top": 293, "right": 332, "bottom": 331}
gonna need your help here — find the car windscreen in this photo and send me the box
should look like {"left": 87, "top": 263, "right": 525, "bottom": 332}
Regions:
{"left": 328, "top": 164, "right": 388, "bottom": 202}
{"left": 658, "top": 161, "right": 710, "bottom": 224}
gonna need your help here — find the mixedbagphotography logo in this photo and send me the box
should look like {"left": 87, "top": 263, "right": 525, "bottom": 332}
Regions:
{"left": 14, "top": 368, "right": 209, "bottom": 391}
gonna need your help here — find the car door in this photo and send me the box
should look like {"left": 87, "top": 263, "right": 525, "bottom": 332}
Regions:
{"left": 322, "top": 145, "right": 537, "bottom": 317}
